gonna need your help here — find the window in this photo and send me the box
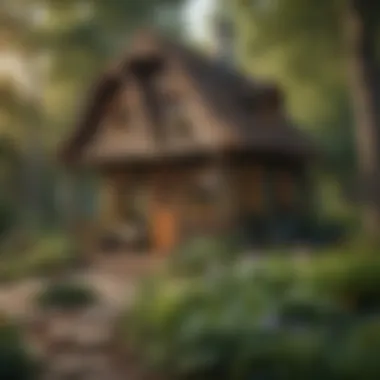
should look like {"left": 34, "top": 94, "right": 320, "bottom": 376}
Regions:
{"left": 275, "top": 170, "right": 295, "bottom": 210}
{"left": 236, "top": 165, "right": 265, "bottom": 215}
{"left": 247, "top": 166, "right": 264, "bottom": 213}
{"left": 195, "top": 174, "right": 218, "bottom": 203}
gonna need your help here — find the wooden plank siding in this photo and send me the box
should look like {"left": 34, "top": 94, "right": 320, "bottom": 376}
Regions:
{"left": 275, "top": 170, "right": 296, "bottom": 209}
{"left": 235, "top": 165, "right": 265, "bottom": 215}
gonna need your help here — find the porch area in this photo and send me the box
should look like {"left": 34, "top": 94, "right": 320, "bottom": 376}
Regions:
{"left": 77, "top": 156, "right": 315, "bottom": 257}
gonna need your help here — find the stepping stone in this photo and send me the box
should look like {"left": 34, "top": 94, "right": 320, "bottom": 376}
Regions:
{"left": 47, "top": 353, "right": 88, "bottom": 374}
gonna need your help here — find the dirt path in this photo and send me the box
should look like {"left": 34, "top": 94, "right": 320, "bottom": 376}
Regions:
{"left": 0, "top": 255, "right": 162, "bottom": 318}
{"left": 0, "top": 256, "right": 161, "bottom": 379}
{"left": 0, "top": 271, "right": 138, "bottom": 319}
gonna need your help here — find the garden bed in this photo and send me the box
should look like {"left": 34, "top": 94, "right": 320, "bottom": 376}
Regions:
{"left": 122, "top": 239, "right": 380, "bottom": 380}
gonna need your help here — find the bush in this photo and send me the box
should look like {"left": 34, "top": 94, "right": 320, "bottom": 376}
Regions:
{"left": 167, "top": 235, "right": 241, "bottom": 277}
{"left": 36, "top": 281, "right": 98, "bottom": 311}
{"left": 0, "top": 233, "right": 77, "bottom": 282}
{"left": 331, "top": 320, "right": 380, "bottom": 380}
{"left": 23, "top": 234, "right": 77, "bottom": 275}
{"left": 0, "top": 201, "right": 15, "bottom": 238}
{"left": 125, "top": 246, "right": 380, "bottom": 380}
{"left": 307, "top": 252, "right": 380, "bottom": 313}
{"left": 0, "top": 317, "right": 39, "bottom": 380}
{"left": 128, "top": 274, "right": 335, "bottom": 379}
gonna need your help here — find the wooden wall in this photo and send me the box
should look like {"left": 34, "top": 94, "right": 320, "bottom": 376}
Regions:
{"left": 93, "top": 158, "right": 312, "bottom": 253}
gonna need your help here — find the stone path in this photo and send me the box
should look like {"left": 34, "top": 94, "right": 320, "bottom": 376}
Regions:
{"left": 0, "top": 271, "right": 137, "bottom": 319}
{"left": 0, "top": 255, "right": 161, "bottom": 379}
{"left": 0, "top": 255, "right": 161, "bottom": 318}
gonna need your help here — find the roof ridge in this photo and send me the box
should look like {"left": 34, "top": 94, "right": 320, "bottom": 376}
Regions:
{"left": 59, "top": 29, "right": 316, "bottom": 164}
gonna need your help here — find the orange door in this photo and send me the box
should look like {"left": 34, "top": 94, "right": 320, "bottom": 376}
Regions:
{"left": 151, "top": 203, "right": 178, "bottom": 254}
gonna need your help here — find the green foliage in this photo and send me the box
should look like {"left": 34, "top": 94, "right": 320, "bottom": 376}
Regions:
{"left": 36, "top": 280, "right": 98, "bottom": 310}
{"left": 125, "top": 245, "right": 380, "bottom": 379}
{"left": 332, "top": 320, "right": 380, "bottom": 380}
{"left": 167, "top": 236, "right": 241, "bottom": 276}
{"left": 227, "top": 0, "right": 379, "bottom": 186}
{"left": 308, "top": 252, "right": 380, "bottom": 312}
{"left": 0, "top": 200, "right": 16, "bottom": 237}
{"left": 1, "top": 0, "right": 187, "bottom": 231}
{"left": 0, "top": 233, "right": 77, "bottom": 282}
{"left": 0, "top": 317, "right": 39, "bottom": 380}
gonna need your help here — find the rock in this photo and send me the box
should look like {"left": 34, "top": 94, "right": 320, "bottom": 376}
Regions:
{"left": 0, "top": 260, "right": 150, "bottom": 378}
{"left": 46, "top": 352, "right": 119, "bottom": 380}
{"left": 47, "top": 353, "right": 87, "bottom": 375}
{"left": 48, "top": 315, "right": 81, "bottom": 341}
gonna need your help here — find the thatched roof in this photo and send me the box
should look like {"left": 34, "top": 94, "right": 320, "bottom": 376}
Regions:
{"left": 60, "top": 30, "right": 317, "bottom": 165}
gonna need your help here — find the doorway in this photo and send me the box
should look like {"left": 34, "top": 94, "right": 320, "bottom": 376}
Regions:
{"left": 149, "top": 172, "right": 179, "bottom": 254}
{"left": 150, "top": 201, "right": 178, "bottom": 254}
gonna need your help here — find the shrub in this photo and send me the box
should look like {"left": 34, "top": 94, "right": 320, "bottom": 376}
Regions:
{"left": 0, "top": 233, "right": 77, "bottom": 282}
{"left": 29, "top": 236, "right": 75, "bottom": 275}
{"left": 308, "top": 253, "right": 380, "bottom": 312}
{"left": 36, "top": 280, "right": 98, "bottom": 311}
{"left": 125, "top": 248, "right": 380, "bottom": 380}
{"left": 332, "top": 320, "right": 380, "bottom": 380}
{"left": 167, "top": 235, "right": 241, "bottom": 277}
{"left": 0, "top": 317, "right": 39, "bottom": 380}
{"left": 0, "top": 201, "right": 15, "bottom": 238}
{"left": 128, "top": 274, "right": 336, "bottom": 379}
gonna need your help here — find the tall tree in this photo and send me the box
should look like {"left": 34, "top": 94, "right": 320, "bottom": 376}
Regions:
{"left": 343, "top": 0, "right": 380, "bottom": 236}
{"left": 0, "top": 0, "right": 186, "bottom": 232}
{"left": 231, "top": 0, "right": 380, "bottom": 236}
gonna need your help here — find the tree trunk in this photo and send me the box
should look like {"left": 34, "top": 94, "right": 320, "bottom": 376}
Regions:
{"left": 344, "top": 0, "right": 380, "bottom": 237}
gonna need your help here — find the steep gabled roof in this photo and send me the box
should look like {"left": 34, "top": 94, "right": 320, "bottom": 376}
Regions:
{"left": 173, "top": 43, "right": 315, "bottom": 155}
{"left": 60, "top": 29, "right": 316, "bottom": 165}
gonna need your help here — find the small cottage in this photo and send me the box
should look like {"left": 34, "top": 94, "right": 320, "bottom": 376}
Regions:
{"left": 60, "top": 29, "right": 317, "bottom": 254}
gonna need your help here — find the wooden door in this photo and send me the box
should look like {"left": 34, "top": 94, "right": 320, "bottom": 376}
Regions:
{"left": 151, "top": 201, "right": 178, "bottom": 254}
{"left": 150, "top": 170, "right": 179, "bottom": 254}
